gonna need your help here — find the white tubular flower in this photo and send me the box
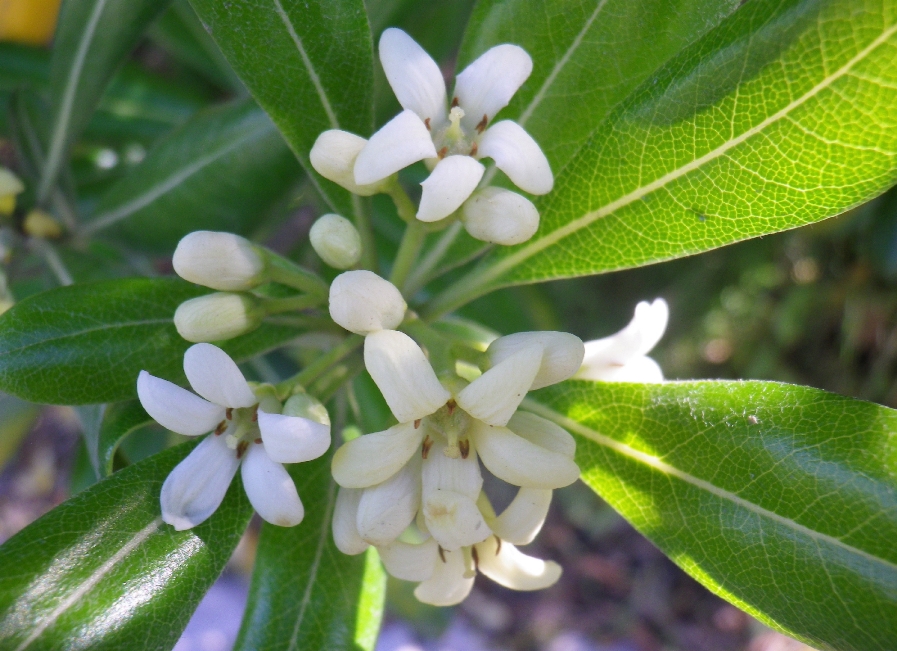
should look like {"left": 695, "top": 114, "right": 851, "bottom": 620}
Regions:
{"left": 577, "top": 299, "right": 669, "bottom": 383}
{"left": 0, "top": 168, "right": 24, "bottom": 216}
{"left": 310, "top": 130, "right": 389, "bottom": 196}
{"left": 378, "top": 534, "right": 561, "bottom": 607}
{"left": 174, "top": 292, "right": 264, "bottom": 343}
{"left": 487, "top": 331, "right": 585, "bottom": 390}
{"left": 173, "top": 231, "right": 266, "bottom": 291}
{"left": 137, "top": 343, "right": 331, "bottom": 530}
{"left": 331, "top": 328, "right": 580, "bottom": 554}
{"left": 309, "top": 213, "right": 362, "bottom": 269}
{"left": 328, "top": 270, "right": 407, "bottom": 335}
{"left": 345, "top": 28, "right": 551, "bottom": 240}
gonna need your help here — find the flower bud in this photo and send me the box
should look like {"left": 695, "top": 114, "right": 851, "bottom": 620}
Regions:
{"left": 174, "top": 292, "right": 264, "bottom": 342}
{"left": 309, "top": 213, "right": 362, "bottom": 269}
{"left": 283, "top": 392, "right": 331, "bottom": 427}
{"left": 173, "top": 231, "right": 266, "bottom": 291}
{"left": 23, "top": 209, "right": 63, "bottom": 238}
{"left": 461, "top": 187, "right": 539, "bottom": 246}
{"left": 487, "top": 331, "right": 584, "bottom": 390}
{"left": 310, "top": 130, "right": 387, "bottom": 196}
{"left": 0, "top": 168, "right": 24, "bottom": 217}
{"left": 329, "top": 270, "right": 406, "bottom": 335}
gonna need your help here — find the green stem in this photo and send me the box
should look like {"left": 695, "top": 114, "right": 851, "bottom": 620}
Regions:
{"left": 422, "top": 264, "right": 495, "bottom": 322}
{"left": 404, "top": 221, "right": 463, "bottom": 295}
{"left": 389, "top": 219, "right": 427, "bottom": 293}
{"left": 274, "top": 334, "right": 363, "bottom": 399}
{"left": 386, "top": 181, "right": 418, "bottom": 223}
{"left": 310, "top": 358, "right": 364, "bottom": 404}
{"left": 266, "top": 254, "right": 329, "bottom": 298}
{"left": 351, "top": 194, "right": 378, "bottom": 272}
{"left": 263, "top": 293, "right": 323, "bottom": 314}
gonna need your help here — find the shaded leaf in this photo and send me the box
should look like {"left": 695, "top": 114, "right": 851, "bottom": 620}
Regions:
{"left": 530, "top": 380, "right": 897, "bottom": 651}
{"left": 98, "top": 400, "right": 152, "bottom": 477}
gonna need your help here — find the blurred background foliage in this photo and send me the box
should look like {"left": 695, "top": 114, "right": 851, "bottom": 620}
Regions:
{"left": 0, "top": 0, "right": 890, "bottom": 649}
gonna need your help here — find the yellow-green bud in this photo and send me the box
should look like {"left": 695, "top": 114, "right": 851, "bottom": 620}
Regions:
{"left": 0, "top": 168, "right": 24, "bottom": 217}
{"left": 174, "top": 292, "right": 264, "bottom": 342}
{"left": 173, "top": 231, "right": 266, "bottom": 291}
{"left": 283, "top": 393, "right": 331, "bottom": 427}
{"left": 309, "top": 213, "right": 362, "bottom": 269}
{"left": 23, "top": 209, "right": 63, "bottom": 238}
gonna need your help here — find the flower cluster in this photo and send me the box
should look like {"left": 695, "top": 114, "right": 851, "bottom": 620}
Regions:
{"left": 327, "top": 270, "right": 584, "bottom": 605}
{"left": 311, "top": 28, "right": 552, "bottom": 246}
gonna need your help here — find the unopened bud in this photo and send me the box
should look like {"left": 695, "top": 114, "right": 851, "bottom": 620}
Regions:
{"left": 173, "top": 231, "right": 266, "bottom": 291}
{"left": 488, "top": 331, "right": 584, "bottom": 390}
{"left": 23, "top": 209, "right": 63, "bottom": 238}
{"left": 310, "top": 130, "right": 387, "bottom": 196}
{"left": 462, "top": 187, "right": 539, "bottom": 245}
{"left": 0, "top": 169, "right": 24, "bottom": 217}
{"left": 174, "top": 292, "right": 264, "bottom": 342}
{"left": 329, "top": 270, "right": 406, "bottom": 335}
{"left": 309, "top": 214, "right": 362, "bottom": 269}
{"left": 283, "top": 393, "right": 331, "bottom": 427}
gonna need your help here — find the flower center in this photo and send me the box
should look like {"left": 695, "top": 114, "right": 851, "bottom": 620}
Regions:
{"left": 218, "top": 405, "right": 261, "bottom": 457}
{"left": 424, "top": 400, "right": 472, "bottom": 459}
{"left": 432, "top": 104, "right": 479, "bottom": 159}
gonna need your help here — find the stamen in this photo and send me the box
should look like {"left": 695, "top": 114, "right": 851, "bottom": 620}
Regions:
{"left": 437, "top": 146, "right": 448, "bottom": 159}
{"left": 446, "top": 399, "right": 456, "bottom": 416}
{"left": 226, "top": 408, "right": 233, "bottom": 420}
{"left": 251, "top": 405, "right": 259, "bottom": 422}
{"left": 451, "top": 96, "right": 459, "bottom": 108}
{"left": 214, "top": 420, "right": 227, "bottom": 435}
{"left": 424, "top": 117, "right": 431, "bottom": 130}
{"left": 236, "top": 440, "right": 249, "bottom": 459}
{"left": 438, "top": 545, "right": 447, "bottom": 563}
{"left": 422, "top": 435, "right": 433, "bottom": 459}
{"left": 459, "top": 439, "right": 470, "bottom": 459}
{"left": 471, "top": 545, "right": 479, "bottom": 570}
{"left": 469, "top": 142, "right": 478, "bottom": 157}
{"left": 475, "top": 114, "right": 488, "bottom": 134}
{"left": 414, "top": 418, "right": 421, "bottom": 429}
{"left": 254, "top": 438, "right": 262, "bottom": 444}
{"left": 495, "top": 536, "right": 502, "bottom": 555}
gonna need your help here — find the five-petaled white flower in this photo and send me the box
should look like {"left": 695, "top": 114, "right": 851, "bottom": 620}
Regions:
{"left": 577, "top": 298, "right": 669, "bottom": 383}
{"left": 137, "top": 343, "right": 331, "bottom": 530}
{"left": 311, "top": 28, "right": 553, "bottom": 246}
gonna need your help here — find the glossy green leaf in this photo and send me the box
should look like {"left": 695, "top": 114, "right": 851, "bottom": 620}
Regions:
{"left": 0, "top": 441, "right": 252, "bottom": 650}
{"left": 235, "top": 452, "right": 386, "bottom": 651}
{"left": 188, "top": 0, "right": 373, "bottom": 218}
{"left": 429, "top": 0, "right": 897, "bottom": 317}
{"left": 39, "top": 0, "right": 172, "bottom": 202}
{"left": 98, "top": 400, "right": 152, "bottom": 477}
{"left": 529, "top": 380, "right": 897, "bottom": 651}
{"left": 0, "top": 278, "right": 305, "bottom": 405}
{"left": 83, "top": 100, "right": 302, "bottom": 251}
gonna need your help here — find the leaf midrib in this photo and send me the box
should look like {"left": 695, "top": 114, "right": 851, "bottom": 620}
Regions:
{"left": 0, "top": 318, "right": 174, "bottom": 358}
{"left": 525, "top": 399, "right": 897, "bottom": 574}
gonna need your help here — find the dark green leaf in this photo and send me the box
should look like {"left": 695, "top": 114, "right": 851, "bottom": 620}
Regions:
{"left": 83, "top": 100, "right": 302, "bottom": 251}
{"left": 98, "top": 400, "right": 152, "bottom": 477}
{"left": 39, "top": 0, "right": 172, "bottom": 201}
{"left": 235, "top": 452, "right": 386, "bottom": 651}
{"left": 530, "top": 380, "right": 897, "bottom": 651}
{"left": 429, "top": 0, "right": 897, "bottom": 316}
{"left": 0, "top": 278, "right": 304, "bottom": 404}
{"left": 189, "top": 0, "right": 373, "bottom": 217}
{"left": 0, "top": 441, "right": 252, "bottom": 650}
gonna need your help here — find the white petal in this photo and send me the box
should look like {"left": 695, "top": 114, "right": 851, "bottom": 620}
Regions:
{"left": 364, "top": 330, "right": 451, "bottom": 423}
{"left": 469, "top": 421, "right": 579, "bottom": 489}
{"left": 333, "top": 488, "right": 369, "bottom": 555}
{"left": 183, "top": 343, "right": 256, "bottom": 408}
{"left": 454, "top": 44, "right": 532, "bottom": 131}
{"left": 310, "top": 130, "right": 384, "bottom": 196}
{"left": 160, "top": 435, "right": 240, "bottom": 530}
{"left": 329, "top": 270, "right": 407, "bottom": 335}
{"left": 478, "top": 121, "right": 553, "bottom": 195}
{"left": 354, "top": 110, "right": 437, "bottom": 185}
{"left": 487, "top": 331, "right": 584, "bottom": 390}
{"left": 258, "top": 410, "right": 331, "bottom": 464}
{"left": 379, "top": 28, "right": 447, "bottom": 126}
{"left": 378, "top": 538, "right": 438, "bottom": 582}
{"left": 578, "top": 355, "right": 664, "bottom": 383}
{"left": 507, "top": 411, "right": 575, "bottom": 459}
{"left": 456, "top": 345, "right": 542, "bottom": 426}
{"left": 414, "top": 547, "right": 474, "bottom": 606}
{"left": 580, "top": 298, "right": 669, "bottom": 368}
{"left": 241, "top": 444, "right": 304, "bottom": 527}
{"left": 356, "top": 456, "right": 421, "bottom": 546}
{"left": 475, "top": 536, "right": 561, "bottom": 591}
{"left": 423, "top": 489, "right": 491, "bottom": 551}
{"left": 331, "top": 422, "right": 424, "bottom": 488}
{"left": 416, "top": 156, "right": 485, "bottom": 222}
{"left": 309, "top": 213, "right": 362, "bottom": 269}
{"left": 421, "top": 437, "right": 483, "bottom": 501}
{"left": 172, "top": 231, "right": 265, "bottom": 291}
{"left": 491, "top": 487, "right": 552, "bottom": 545}
{"left": 137, "top": 371, "right": 224, "bottom": 436}
{"left": 461, "top": 187, "right": 539, "bottom": 245}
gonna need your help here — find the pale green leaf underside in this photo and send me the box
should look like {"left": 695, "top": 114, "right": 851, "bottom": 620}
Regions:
{"left": 431, "top": 0, "right": 897, "bottom": 315}
{"left": 530, "top": 380, "right": 897, "bottom": 651}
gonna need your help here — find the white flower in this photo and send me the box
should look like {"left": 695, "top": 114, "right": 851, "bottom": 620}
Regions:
{"left": 174, "top": 292, "right": 264, "bottom": 343}
{"left": 331, "top": 328, "right": 582, "bottom": 554}
{"left": 311, "top": 29, "right": 552, "bottom": 245}
{"left": 309, "top": 213, "right": 362, "bottom": 269}
{"left": 577, "top": 299, "right": 669, "bottom": 382}
{"left": 137, "top": 343, "right": 331, "bottom": 530}
{"left": 173, "top": 231, "right": 266, "bottom": 291}
{"left": 328, "top": 270, "right": 407, "bottom": 335}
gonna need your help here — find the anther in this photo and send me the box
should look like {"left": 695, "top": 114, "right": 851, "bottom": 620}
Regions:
{"left": 451, "top": 97, "right": 459, "bottom": 108}
{"left": 414, "top": 418, "right": 421, "bottom": 429}
{"left": 214, "top": 420, "right": 227, "bottom": 435}
{"left": 446, "top": 399, "right": 456, "bottom": 416}
{"left": 437, "top": 146, "right": 448, "bottom": 159}
{"left": 236, "top": 440, "right": 249, "bottom": 459}
{"left": 459, "top": 439, "right": 470, "bottom": 459}
{"left": 471, "top": 545, "right": 479, "bottom": 570}
{"left": 424, "top": 117, "right": 431, "bottom": 130}
{"left": 495, "top": 536, "right": 502, "bottom": 554}
{"left": 254, "top": 438, "right": 262, "bottom": 444}
{"left": 438, "top": 545, "right": 447, "bottom": 563}
{"left": 421, "top": 435, "right": 433, "bottom": 459}
{"left": 475, "top": 114, "right": 488, "bottom": 134}
{"left": 469, "top": 142, "right": 478, "bottom": 157}
{"left": 226, "top": 408, "right": 233, "bottom": 420}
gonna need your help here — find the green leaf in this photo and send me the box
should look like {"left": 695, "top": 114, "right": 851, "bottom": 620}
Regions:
{"left": 235, "top": 452, "right": 386, "bottom": 651}
{"left": 188, "top": 0, "right": 373, "bottom": 218}
{"left": 83, "top": 100, "right": 302, "bottom": 251}
{"left": 0, "top": 440, "right": 252, "bottom": 650}
{"left": 98, "top": 400, "right": 152, "bottom": 477}
{"left": 530, "top": 380, "right": 897, "bottom": 651}
{"left": 429, "top": 0, "right": 897, "bottom": 317}
{"left": 0, "top": 278, "right": 304, "bottom": 405}
{"left": 39, "top": 0, "right": 172, "bottom": 202}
